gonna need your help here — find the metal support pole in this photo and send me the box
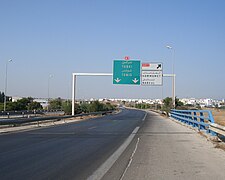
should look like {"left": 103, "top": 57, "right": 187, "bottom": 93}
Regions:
{"left": 4, "top": 59, "right": 12, "bottom": 111}
{"left": 4, "top": 62, "right": 8, "bottom": 111}
{"left": 172, "top": 49, "right": 175, "bottom": 108}
{"left": 71, "top": 73, "right": 112, "bottom": 115}
{"left": 166, "top": 45, "right": 176, "bottom": 109}
{"left": 47, "top": 78, "right": 50, "bottom": 111}
{"left": 163, "top": 74, "right": 176, "bottom": 108}
{"left": 173, "top": 74, "right": 176, "bottom": 108}
{"left": 47, "top": 75, "right": 53, "bottom": 111}
{"left": 72, "top": 74, "right": 76, "bottom": 115}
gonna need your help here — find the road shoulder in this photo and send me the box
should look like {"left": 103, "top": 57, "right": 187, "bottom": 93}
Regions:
{"left": 103, "top": 111, "right": 225, "bottom": 180}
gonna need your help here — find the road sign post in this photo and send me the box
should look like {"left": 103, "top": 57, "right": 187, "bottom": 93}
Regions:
{"left": 113, "top": 60, "right": 141, "bottom": 85}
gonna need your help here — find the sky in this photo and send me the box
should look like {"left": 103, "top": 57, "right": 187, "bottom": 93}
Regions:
{"left": 0, "top": 0, "right": 225, "bottom": 100}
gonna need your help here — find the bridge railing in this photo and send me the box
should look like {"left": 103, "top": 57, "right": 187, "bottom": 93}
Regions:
{"left": 170, "top": 109, "right": 215, "bottom": 135}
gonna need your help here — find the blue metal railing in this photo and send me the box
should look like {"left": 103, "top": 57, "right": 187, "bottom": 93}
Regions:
{"left": 170, "top": 109, "right": 215, "bottom": 135}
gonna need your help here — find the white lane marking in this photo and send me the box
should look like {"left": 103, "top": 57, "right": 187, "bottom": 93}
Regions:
{"left": 142, "top": 112, "right": 147, "bottom": 121}
{"left": 119, "top": 137, "right": 140, "bottom": 180}
{"left": 88, "top": 126, "right": 97, "bottom": 130}
{"left": 87, "top": 126, "right": 140, "bottom": 180}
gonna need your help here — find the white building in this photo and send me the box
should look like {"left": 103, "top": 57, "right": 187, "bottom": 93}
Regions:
{"left": 204, "top": 99, "right": 213, "bottom": 107}
{"left": 33, "top": 99, "right": 48, "bottom": 108}
{"left": 11, "top": 96, "right": 22, "bottom": 102}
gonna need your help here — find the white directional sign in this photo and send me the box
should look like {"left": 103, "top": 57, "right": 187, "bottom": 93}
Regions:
{"left": 141, "top": 63, "right": 163, "bottom": 86}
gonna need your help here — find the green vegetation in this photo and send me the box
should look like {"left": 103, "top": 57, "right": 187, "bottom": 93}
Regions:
{"left": 1, "top": 94, "right": 115, "bottom": 115}
{"left": 62, "top": 100, "right": 72, "bottom": 115}
{"left": 49, "top": 98, "right": 62, "bottom": 110}
{"left": 131, "top": 97, "right": 184, "bottom": 116}
{"left": 0, "top": 91, "right": 5, "bottom": 103}
{"left": 0, "top": 91, "right": 11, "bottom": 103}
{"left": 218, "top": 106, "right": 225, "bottom": 109}
{"left": 74, "top": 101, "right": 116, "bottom": 115}
{"left": 48, "top": 99, "right": 116, "bottom": 115}
{"left": 161, "top": 97, "right": 184, "bottom": 115}
{"left": 134, "top": 103, "right": 161, "bottom": 110}
{"left": 0, "top": 97, "right": 42, "bottom": 111}
{"left": 0, "top": 91, "right": 12, "bottom": 111}
{"left": 78, "top": 101, "right": 115, "bottom": 113}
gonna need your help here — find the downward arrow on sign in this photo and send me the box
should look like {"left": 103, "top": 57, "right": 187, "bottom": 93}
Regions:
{"left": 132, "top": 78, "right": 139, "bottom": 83}
{"left": 114, "top": 78, "right": 121, "bottom": 83}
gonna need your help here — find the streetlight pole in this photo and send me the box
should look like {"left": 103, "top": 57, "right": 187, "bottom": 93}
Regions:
{"left": 4, "top": 59, "right": 12, "bottom": 111}
{"left": 47, "top": 74, "right": 53, "bottom": 111}
{"left": 166, "top": 45, "right": 176, "bottom": 108}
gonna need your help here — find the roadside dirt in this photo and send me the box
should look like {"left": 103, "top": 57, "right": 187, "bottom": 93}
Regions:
{"left": 211, "top": 109, "right": 225, "bottom": 126}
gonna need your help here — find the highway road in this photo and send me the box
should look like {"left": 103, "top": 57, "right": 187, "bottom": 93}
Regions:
{"left": 0, "top": 108, "right": 145, "bottom": 180}
{"left": 1, "top": 109, "right": 225, "bottom": 180}
{"left": 103, "top": 111, "right": 225, "bottom": 180}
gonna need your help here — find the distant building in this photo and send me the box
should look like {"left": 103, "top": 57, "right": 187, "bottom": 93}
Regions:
{"left": 204, "top": 99, "right": 213, "bottom": 107}
{"left": 12, "top": 96, "right": 22, "bottom": 102}
{"left": 33, "top": 99, "right": 48, "bottom": 108}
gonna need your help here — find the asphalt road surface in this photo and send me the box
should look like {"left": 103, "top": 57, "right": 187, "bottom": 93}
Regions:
{"left": 1, "top": 109, "right": 225, "bottom": 180}
{"left": 0, "top": 108, "right": 145, "bottom": 180}
{"left": 103, "top": 111, "right": 225, "bottom": 180}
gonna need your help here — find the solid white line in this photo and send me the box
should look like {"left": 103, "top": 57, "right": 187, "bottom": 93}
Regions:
{"left": 87, "top": 126, "right": 140, "bottom": 180}
{"left": 119, "top": 137, "right": 140, "bottom": 180}
{"left": 142, "top": 112, "right": 147, "bottom": 121}
{"left": 88, "top": 126, "right": 97, "bottom": 130}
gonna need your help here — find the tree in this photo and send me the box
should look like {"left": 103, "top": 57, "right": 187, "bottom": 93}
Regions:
{"left": 28, "top": 101, "right": 42, "bottom": 110}
{"left": 162, "top": 97, "right": 184, "bottom": 116}
{"left": 0, "top": 91, "right": 4, "bottom": 103}
{"left": 62, "top": 100, "right": 72, "bottom": 115}
{"left": 49, "top": 98, "right": 62, "bottom": 110}
{"left": 80, "top": 103, "right": 89, "bottom": 113}
{"left": 103, "top": 102, "right": 115, "bottom": 111}
{"left": 16, "top": 98, "right": 32, "bottom": 110}
{"left": 175, "top": 98, "right": 184, "bottom": 108}
{"left": 1, "top": 97, "right": 42, "bottom": 111}
{"left": 89, "top": 101, "right": 103, "bottom": 112}
{"left": 162, "top": 97, "right": 173, "bottom": 116}
{"left": 78, "top": 101, "right": 115, "bottom": 114}
{"left": 0, "top": 91, "right": 11, "bottom": 103}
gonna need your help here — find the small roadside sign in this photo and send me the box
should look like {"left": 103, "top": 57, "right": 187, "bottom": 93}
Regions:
{"left": 141, "top": 63, "right": 163, "bottom": 86}
{"left": 113, "top": 60, "right": 141, "bottom": 85}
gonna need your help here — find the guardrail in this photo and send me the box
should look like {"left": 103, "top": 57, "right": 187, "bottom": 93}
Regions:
{"left": 0, "top": 111, "right": 113, "bottom": 126}
{"left": 209, "top": 123, "right": 225, "bottom": 137}
{"left": 170, "top": 109, "right": 215, "bottom": 135}
{"left": 0, "top": 110, "right": 64, "bottom": 118}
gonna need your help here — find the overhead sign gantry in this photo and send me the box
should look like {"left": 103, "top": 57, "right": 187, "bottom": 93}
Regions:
{"left": 72, "top": 57, "right": 174, "bottom": 115}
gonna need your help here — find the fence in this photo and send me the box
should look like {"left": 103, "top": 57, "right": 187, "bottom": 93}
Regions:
{"left": 170, "top": 109, "right": 215, "bottom": 135}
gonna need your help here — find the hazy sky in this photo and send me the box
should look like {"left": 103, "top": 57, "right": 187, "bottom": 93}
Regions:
{"left": 0, "top": 0, "right": 225, "bottom": 100}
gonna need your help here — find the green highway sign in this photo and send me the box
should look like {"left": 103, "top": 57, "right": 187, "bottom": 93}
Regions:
{"left": 113, "top": 60, "right": 141, "bottom": 85}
